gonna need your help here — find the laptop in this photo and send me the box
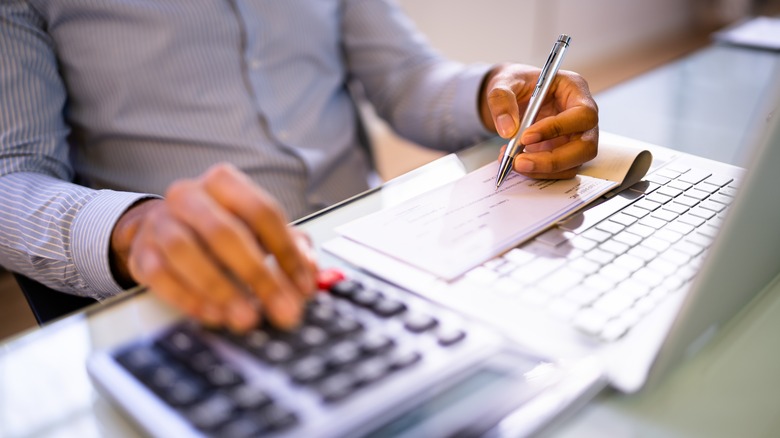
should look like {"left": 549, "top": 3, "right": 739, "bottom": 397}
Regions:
{"left": 323, "top": 75, "right": 780, "bottom": 398}
{"left": 86, "top": 79, "right": 780, "bottom": 436}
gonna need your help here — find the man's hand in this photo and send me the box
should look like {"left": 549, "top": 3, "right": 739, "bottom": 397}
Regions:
{"left": 110, "top": 163, "right": 318, "bottom": 332}
{"left": 479, "top": 63, "right": 599, "bottom": 179}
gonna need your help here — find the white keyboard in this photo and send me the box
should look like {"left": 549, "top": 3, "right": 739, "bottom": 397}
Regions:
{"left": 461, "top": 165, "right": 737, "bottom": 342}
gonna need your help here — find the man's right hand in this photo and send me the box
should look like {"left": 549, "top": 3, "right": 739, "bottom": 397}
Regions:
{"left": 110, "top": 163, "right": 319, "bottom": 332}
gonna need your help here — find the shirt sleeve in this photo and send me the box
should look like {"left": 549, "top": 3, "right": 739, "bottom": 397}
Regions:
{"left": 0, "top": 2, "right": 155, "bottom": 299}
{"left": 341, "top": 0, "right": 494, "bottom": 152}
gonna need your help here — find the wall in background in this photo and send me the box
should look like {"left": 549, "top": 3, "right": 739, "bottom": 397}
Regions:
{"left": 396, "top": 0, "right": 700, "bottom": 73}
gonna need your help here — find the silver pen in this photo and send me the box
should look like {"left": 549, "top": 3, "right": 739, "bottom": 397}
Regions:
{"left": 495, "top": 34, "right": 571, "bottom": 189}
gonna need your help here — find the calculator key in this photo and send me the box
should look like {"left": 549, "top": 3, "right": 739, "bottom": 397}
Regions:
{"left": 403, "top": 313, "right": 439, "bottom": 333}
{"left": 318, "top": 373, "right": 359, "bottom": 403}
{"left": 187, "top": 393, "right": 237, "bottom": 431}
{"left": 229, "top": 384, "right": 274, "bottom": 410}
{"left": 330, "top": 279, "right": 363, "bottom": 299}
{"left": 436, "top": 327, "right": 467, "bottom": 346}
{"left": 371, "top": 297, "right": 408, "bottom": 317}
{"left": 316, "top": 268, "right": 346, "bottom": 290}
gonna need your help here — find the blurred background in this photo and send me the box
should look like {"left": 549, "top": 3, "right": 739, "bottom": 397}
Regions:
{"left": 2, "top": 0, "right": 778, "bottom": 341}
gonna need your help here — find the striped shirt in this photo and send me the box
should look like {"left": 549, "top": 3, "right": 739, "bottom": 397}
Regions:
{"left": 0, "top": 0, "right": 492, "bottom": 299}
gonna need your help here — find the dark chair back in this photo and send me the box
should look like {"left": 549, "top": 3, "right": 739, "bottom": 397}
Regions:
{"left": 13, "top": 274, "right": 97, "bottom": 325}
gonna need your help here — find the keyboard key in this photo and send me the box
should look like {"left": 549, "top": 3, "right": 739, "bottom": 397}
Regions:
{"left": 694, "top": 182, "right": 720, "bottom": 194}
{"left": 678, "top": 213, "right": 706, "bottom": 227}
{"left": 708, "top": 193, "right": 732, "bottom": 205}
{"left": 646, "top": 192, "right": 672, "bottom": 205}
{"left": 662, "top": 202, "right": 689, "bottom": 215}
{"left": 689, "top": 206, "right": 716, "bottom": 220}
{"left": 548, "top": 298, "right": 581, "bottom": 320}
{"left": 683, "top": 188, "right": 709, "bottom": 201}
{"left": 651, "top": 209, "right": 678, "bottom": 222}
{"left": 600, "top": 239, "right": 630, "bottom": 256}
{"left": 623, "top": 205, "right": 650, "bottom": 219}
{"left": 664, "top": 221, "right": 695, "bottom": 235}
{"left": 627, "top": 245, "right": 658, "bottom": 262}
{"left": 704, "top": 174, "right": 733, "bottom": 187}
{"left": 678, "top": 169, "right": 711, "bottom": 184}
{"left": 582, "top": 228, "right": 612, "bottom": 243}
{"left": 639, "top": 216, "right": 667, "bottom": 230}
{"left": 634, "top": 199, "right": 662, "bottom": 211}
{"left": 592, "top": 291, "right": 635, "bottom": 319}
{"left": 573, "top": 308, "right": 609, "bottom": 336}
{"left": 595, "top": 220, "right": 625, "bottom": 235}
{"left": 585, "top": 248, "right": 616, "bottom": 265}
{"left": 613, "top": 254, "right": 645, "bottom": 272}
{"left": 700, "top": 200, "right": 727, "bottom": 213}
{"left": 609, "top": 213, "right": 638, "bottom": 227}
{"left": 673, "top": 196, "right": 700, "bottom": 208}
{"left": 626, "top": 223, "right": 655, "bottom": 238}
{"left": 667, "top": 179, "right": 693, "bottom": 191}
{"left": 612, "top": 231, "right": 643, "bottom": 247}
{"left": 656, "top": 186, "right": 683, "bottom": 198}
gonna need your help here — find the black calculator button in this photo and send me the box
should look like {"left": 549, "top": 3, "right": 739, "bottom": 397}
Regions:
{"left": 155, "top": 325, "right": 208, "bottom": 360}
{"left": 436, "top": 327, "right": 467, "bottom": 346}
{"left": 259, "top": 340, "right": 296, "bottom": 364}
{"left": 324, "top": 317, "right": 364, "bottom": 338}
{"left": 317, "top": 372, "right": 359, "bottom": 403}
{"left": 359, "top": 332, "right": 395, "bottom": 356}
{"left": 353, "top": 357, "right": 391, "bottom": 387}
{"left": 403, "top": 313, "right": 439, "bottom": 333}
{"left": 288, "top": 355, "right": 329, "bottom": 384}
{"left": 115, "top": 345, "right": 165, "bottom": 376}
{"left": 371, "top": 298, "right": 407, "bottom": 317}
{"left": 330, "top": 279, "right": 363, "bottom": 299}
{"left": 163, "top": 377, "right": 206, "bottom": 407}
{"left": 351, "top": 288, "right": 383, "bottom": 307}
{"left": 204, "top": 363, "right": 244, "bottom": 388}
{"left": 228, "top": 384, "right": 273, "bottom": 411}
{"left": 187, "top": 393, "right": 237, "bottom": 431}
{"left": 387, "top": 349, "right": 422, "bottom": 370}
{"left": 326, "top": 340, "right": 363, "bottom": 369}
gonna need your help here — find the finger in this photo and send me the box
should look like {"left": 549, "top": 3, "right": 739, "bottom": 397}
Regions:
{"left": 513, "top": 131, "right": 598, "bottom": 176}
{"left": 129, "top": 208, "right": 259, "bottom": 331}
{"left": 166, "top": 177, "right": 304, "bottom": 329}
{"left": 521, "top": 104, "right": 598, "bottom": 146}
{"left": 520, "top": 71, "right": 598, "bottom": 145}
{"left": 291, "top": 229, "right": 319, "bottom": 298}
{"left": 486, "top": 85, "right": 522, "bottom": 138}
{"left": 129, "top": 241, "right": 258, "bottom": 332}
{"left": 202, "top": 163, "right": 317, "bottom": 295}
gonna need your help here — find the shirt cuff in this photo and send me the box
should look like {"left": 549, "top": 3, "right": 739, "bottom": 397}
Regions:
{"left": 71, "top": 190, "right": 160, "bottom": 299}
{"left": 450, "top": 62, "right": 495, "bottom": 144}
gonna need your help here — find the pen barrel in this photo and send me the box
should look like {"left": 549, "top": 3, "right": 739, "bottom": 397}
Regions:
{"left": 512, "top": 34, "right": 570, "bottom": 151}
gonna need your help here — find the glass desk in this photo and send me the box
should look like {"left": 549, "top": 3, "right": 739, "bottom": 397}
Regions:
{"left": 1, "top": 41, "right": 780, "bottom": 438}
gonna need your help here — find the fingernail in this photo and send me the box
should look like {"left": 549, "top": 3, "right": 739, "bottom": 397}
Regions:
{"left": 515, "top": 158, "right": 535, "bottom": 173}
{"left": 295, "top": 269, "right": 313, "bottom": 294}
{"left": 523, "top": 132, "right": 542, "bottom": 145}
{"left": 496, "top": 114, "right": 515, "bottom": 138}
{"left": 273, "top": 294, "right": 302, "bottom": 329}
{"left": 201, "top": 305, "right": 223, "bottom": 326}
{"left": 228, "top": 300, "right": 256, "bottom": 331}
